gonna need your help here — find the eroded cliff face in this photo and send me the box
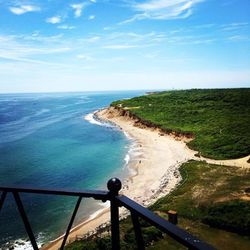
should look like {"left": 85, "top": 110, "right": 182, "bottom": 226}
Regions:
{"left": 105, "top": 106, "right": 194, "bottom": 141}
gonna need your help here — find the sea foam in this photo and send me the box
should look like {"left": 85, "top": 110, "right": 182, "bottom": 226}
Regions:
{"left": 3, "top": 233, "right": 44, "bottom": 250}
{"left": 84, "top": 112, "right": 114, "bottom": 128}
{"left": 124, "top": 154, "right": 130, "bottom": 165}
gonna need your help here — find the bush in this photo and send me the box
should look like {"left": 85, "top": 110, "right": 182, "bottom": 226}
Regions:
{"left": 202, "top": 200, "right": 250, "bottom": 235}
{"left": 112, "top": 89, "right": 250, "bottom": 159}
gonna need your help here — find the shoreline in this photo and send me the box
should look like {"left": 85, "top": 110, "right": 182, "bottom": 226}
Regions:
{"left": 96, "top": 107, "right": 196, "bottom": 206}
{"left": 41, "top": 106, "right": 195, "bottom": 249}
{"left": 41, "top": 106, "right": 250, "bottom": 250}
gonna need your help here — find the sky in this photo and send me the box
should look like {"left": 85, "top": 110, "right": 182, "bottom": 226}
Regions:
{"left": 0, "top": 0, "right": 249, "bottom": 93}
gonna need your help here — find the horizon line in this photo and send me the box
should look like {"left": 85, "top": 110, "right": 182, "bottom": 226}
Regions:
{"left": 1, "top": 86, "right": 250, "bottom": 95}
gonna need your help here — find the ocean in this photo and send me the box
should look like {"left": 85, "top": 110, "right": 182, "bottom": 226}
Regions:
{"left": 0, "top": 91, "right": 143, "bottom": 249}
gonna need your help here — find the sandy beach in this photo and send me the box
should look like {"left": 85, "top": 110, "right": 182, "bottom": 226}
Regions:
{"left": 41, "top": 106, "right": 250, "bottom": 250}
{"left": 41, "top": 107, "right": 196, "bottom": 250}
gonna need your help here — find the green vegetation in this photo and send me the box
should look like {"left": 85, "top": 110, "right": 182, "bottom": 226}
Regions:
{"left": 65, "top": 222, "right": 165, "bottom": 250}
{"left": 66, "top": 89, "right": 250, "bottom": 249}
{"left": 66, "top": 161, "right": 250, "bottom": 250}
{"left": 112, "top": 89, "right": 250, "bottom": 159}
{"left": 203, "top": 200, "right": 250, "bottom": 235}
{"left": 151, "top": 161, "right": 250, "bottom": 234}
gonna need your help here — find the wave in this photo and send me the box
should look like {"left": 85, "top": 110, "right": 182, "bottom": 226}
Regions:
{"left": 84, "top": 112, "right": 114, "bottom": 128}
{"left": 122, "top": 134, "right": 143, "bottom": 175}
{"left": 0, "top": 112, "right": 78, "bottom": 144}
{"left": 35, "top": 108, "right": 50, "bottom": 116}
{"left": 88, "top": 202, "right": 110, "bottom": 221}
{"left": 0, "top": 109, "right": 50, "bottom": 128}
{"left": 2, "top": 233, "right": 44, "bottom": 250}
{"left": 124, "top": 154, "right": 130, "bottom": 165}
{"left": 129, "top": 144, "right": 143, "bottom": 157}
{"left": 84, "top": 113, "right": 103, "bottom": 126}
{"left": 123, "top": 131, "right": 133, "bottom": 140}
{"left": 75, "top": 100, "right": 92, "bottom": 105}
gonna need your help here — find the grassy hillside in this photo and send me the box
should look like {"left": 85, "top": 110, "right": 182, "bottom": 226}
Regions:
{"left": 66, "top": 161, "right": 250, "bottom": 250}
{"left": 151, "top": 161, "right": 250, "bottom": 235}
{"left": 112, "top": 89, "right": 250, "bottom": 159}
{"left": 65, "top": 89, "right": 250, "bottom": 249}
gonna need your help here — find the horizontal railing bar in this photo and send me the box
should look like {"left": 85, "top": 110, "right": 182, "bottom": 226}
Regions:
{"left": 0, "top": 178, "right": 215, "bottom": 250}
{"left": 117, "top": 195, "right": 215, "bottom": 250}
{"left": 0, "top": 186, "right": 108, "bottom": 200}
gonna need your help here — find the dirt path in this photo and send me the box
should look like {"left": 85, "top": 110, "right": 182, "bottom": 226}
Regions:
{"left": 196, "top": 155, "right": 250, "bottom": 168}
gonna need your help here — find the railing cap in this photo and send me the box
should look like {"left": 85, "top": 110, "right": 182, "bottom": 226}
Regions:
{"left": 107, "top": 178, "right": 122, "bottom": 195}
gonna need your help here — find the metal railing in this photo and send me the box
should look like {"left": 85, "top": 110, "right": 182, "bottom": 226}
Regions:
{"left": 0, "top": 178, "right": 215, "bottom": 250}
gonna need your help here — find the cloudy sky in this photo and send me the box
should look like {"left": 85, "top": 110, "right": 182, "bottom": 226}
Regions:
{"left": 0, "top": 0, "right": 249, "bottom": 93}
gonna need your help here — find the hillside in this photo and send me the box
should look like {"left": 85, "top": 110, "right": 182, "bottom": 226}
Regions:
{"left": 66, "top": 161, "right": 250, "bottom": 250}
{"left": 112, "top": 89, "right": 250, "bottom": 160}
{"left": 65, "top": 89, "right": 250, "bottom": 250}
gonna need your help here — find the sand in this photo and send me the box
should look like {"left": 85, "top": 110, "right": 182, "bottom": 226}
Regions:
{"left": 41, "top": 107, "right": 250, "bottom": 250}
{"left": 198, "top": 155, "right": 250, "bottom": 168}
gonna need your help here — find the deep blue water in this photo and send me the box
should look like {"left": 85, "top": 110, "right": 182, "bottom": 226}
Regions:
{"left": 0, "top": 91, "right": 143, "bottom": 248}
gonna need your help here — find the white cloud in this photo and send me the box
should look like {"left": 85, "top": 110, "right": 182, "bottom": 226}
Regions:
{"left": 90, "top": 0, "right": 96, "bottom": 2}
{"left": 103, "top": 44, "right": 139, "bottom": 49}
{"left": 121, "top": 0, "right": 204, "bottom": 23}
{"left": 194, "top": 23, "right": 215, "bottom": 29}
{"left": 46, "top": 16, "right": 62, "bottom": 24}
{"left": 71, "top": 3, "right": 86, "bottom": 18}
{"left": 0, "top": 34, "right": 71, "bottom": 63}
{"left": 103, "top": 26, "right": 116, "bottom": 31}
{"left": 0, "top": 54, "right": 69, "bottom": 67}
{"left": 82, "top": 36, "right": 101, "bottom": 43}
{"left": 77, "top": 54, "right": 94, "bottom": 60}
{"left": 22, "top": 33, "right": 64, "bottom": 43}
{"left": 57, "top": 25, "right": 76, "bottom": 30}
{"left": 228, "top": 35, "right": 249, "bottom": 41}
{"left": 221, "top": 22, "right": 249, "bottom": 31}
{"left": 9, "top": 5, "right": 40, "bottom": 15}
{"left": 88, "top": 15, "right": 95, "bottom": 20}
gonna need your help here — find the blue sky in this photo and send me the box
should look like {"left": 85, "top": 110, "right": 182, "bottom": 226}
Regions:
{"left": 0, "top": 0, "right": 249, "bottom": 93}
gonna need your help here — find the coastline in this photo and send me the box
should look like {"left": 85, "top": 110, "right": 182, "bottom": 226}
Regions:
{"left": 42, "top": 106, "right": 196, "bottom": 250}
{"left": 41, "top": 106, "right": 250, "bottom": 250}
{"left": 97, "top": 107, "right": 196, "bottom": 206}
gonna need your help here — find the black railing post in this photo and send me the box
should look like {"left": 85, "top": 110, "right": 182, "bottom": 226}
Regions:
{"left": 12, "top": 192, "right": 39, "bottom": 250}
{"left": 131, "top": 211, "right": 145, "bottom": 250}
{"left": 107, "top": 178, "right": 122, "bottom": 250}
{"left": 0, "top": 191, "right": 7, "bottom": 211}
{"left": 60, "top": 197, "right": 82, "bottom": 250}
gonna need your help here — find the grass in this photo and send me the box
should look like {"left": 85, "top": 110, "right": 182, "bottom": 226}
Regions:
{"left": 111, "top": 89, "right": 250, "bottom": 159}
{"left": 65, "top": 89, "right": 250, "bottom": 249}
{"left": 66, "top": 161, "right": 250, "bottom": 250}
{"left": 203, "top": 200, "right": 250, "bottom": 235}
{"left": 151, "top": 161, "right": 250, "bottom": 233}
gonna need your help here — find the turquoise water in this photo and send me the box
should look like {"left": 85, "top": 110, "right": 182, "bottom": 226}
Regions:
{"left": 0, "top": 91, "right": 143, "bottom": 248}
